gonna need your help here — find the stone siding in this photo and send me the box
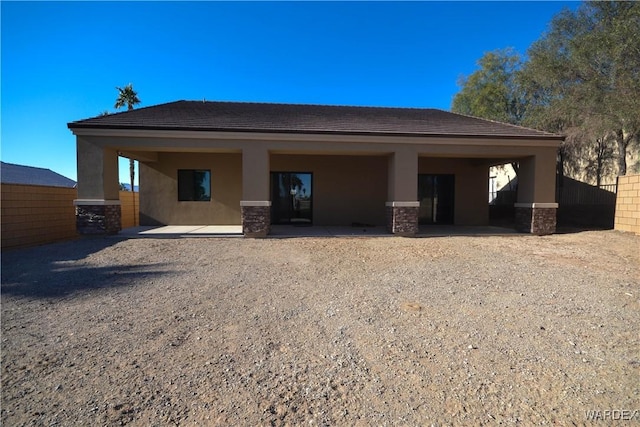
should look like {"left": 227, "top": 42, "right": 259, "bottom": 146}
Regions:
{"left": 386, "top": 206, "right": 418, "bottom": 236}
{"left": 76, "top": 204, "right": 122, "bottom": 235}
{"left": 515, "top": 206, "right": 556, "bottom": 235}
{"left": 241, "top": 205, "right": 270, "bottom": 237}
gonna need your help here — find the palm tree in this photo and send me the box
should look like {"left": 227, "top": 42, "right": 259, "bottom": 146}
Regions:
{"left": 114, "top": 83, "right": 141, "bottom": 110}
{"left": 114, "top": 84, "right": 141, "bottom": 224}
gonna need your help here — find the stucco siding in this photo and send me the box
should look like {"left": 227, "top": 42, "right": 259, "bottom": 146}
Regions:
{"left": 140, "top": 152, "right": 242, "bottom": 225}
{"left": 418, "top": 157, "right": 489, "bottom": 225}
{"left": 271, "top": 154, "right": 388, "bottom": 226}
{"left": 139, "top": 152, "right": 491, "bottom": 227}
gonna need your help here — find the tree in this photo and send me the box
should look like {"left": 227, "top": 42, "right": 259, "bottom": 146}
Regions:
{"left": 452, "top": 48, "right": 526, "bottom": 175}
{"left": 114, "top": 83, "right": 141, "bottom": 224}
{"left": 452, "top": 48, "right": 527, "bottom": 126}
{"left": 114, "top": 83, "right": 141, "bottom": 111}
{"left": 522, "top": 1, "right": 640, "bottom": 177}
{"left": 114, "top": 84, "right": 141, "bottom": 192}
{"left": 586, "top": 136, "right": 616, "bottom": 186}
{"left": 563, "top": 126, "right": 617, "bottom": 186}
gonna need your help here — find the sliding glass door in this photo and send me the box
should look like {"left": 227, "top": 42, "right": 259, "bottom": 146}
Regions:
{"left": 271, "top": 172, "right": 313, "bottom": 225}
{"left": 418, "top": 174, "right": 455, "bottom": 224}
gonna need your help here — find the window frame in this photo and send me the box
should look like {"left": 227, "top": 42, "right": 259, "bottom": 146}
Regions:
{"left": 177, "top": 169, "right": 211, "bottom": 202}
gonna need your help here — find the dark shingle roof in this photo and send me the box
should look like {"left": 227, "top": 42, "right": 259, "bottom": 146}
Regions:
{"left": 68, "top": 100, "right": 561, "bottom": 139}
{"left": 1, "top": 162, "right": 77, "bottom": 188}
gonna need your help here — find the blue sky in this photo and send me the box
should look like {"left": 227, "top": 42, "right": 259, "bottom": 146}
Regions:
{"left": 1, "top": 1, "right": 579, "bottom": 185}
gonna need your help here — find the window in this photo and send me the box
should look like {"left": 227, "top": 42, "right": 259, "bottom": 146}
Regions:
{"left": 178, "top": 170, "right": 211, "bottom": 201}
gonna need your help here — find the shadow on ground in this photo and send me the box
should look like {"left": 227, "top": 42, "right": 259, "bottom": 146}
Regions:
{"left": 1, "top": 237, "right": 174, "bottom": 299}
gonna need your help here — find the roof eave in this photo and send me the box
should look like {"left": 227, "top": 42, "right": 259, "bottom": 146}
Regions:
{"left": 67, "top": 123, "right": 564, "bottom": 141}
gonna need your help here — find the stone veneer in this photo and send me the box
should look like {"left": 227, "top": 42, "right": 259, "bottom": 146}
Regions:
{"left": 386, "top": 203, "right": 419, "bottom": 236}
{"left": 515, "top": 204, "right": 557, "bottom": 235}
{"left": 75, "top": 203, "right": 122, "bottom": 235}
{"left": 241, "top": 202, "right": 271, "bottom": 237}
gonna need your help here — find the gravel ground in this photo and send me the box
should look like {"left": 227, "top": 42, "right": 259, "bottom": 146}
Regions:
{"left": 1, "top": 230, "right": 639, "bottom": 426}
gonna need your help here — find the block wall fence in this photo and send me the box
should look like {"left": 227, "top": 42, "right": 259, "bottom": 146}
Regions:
{"left": 119, "top": 190, "right": 140, "bottom": 230}
{"left": 1, "top": 184, "right": 139, "bottom": 250}
{"left": 614, "top": 174, "right": 640, "bottom": 235}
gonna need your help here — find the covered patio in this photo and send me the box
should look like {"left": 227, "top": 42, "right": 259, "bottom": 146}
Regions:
{"left": 68, "top": 101, "right": 562, "bottom": 237}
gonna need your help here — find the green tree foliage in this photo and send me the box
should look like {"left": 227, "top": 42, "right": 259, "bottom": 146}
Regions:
{"left": 453, "top": 2, "right": 640, "bottom": 182}
{"left": 452, "top": 48, "right": 526, "bottom": 126}
{"left": 114, "top": 83, "right": 141, "bottom": 111}
{"left": 522, "top": 1, "right": 640, "bottom": 177}
{"left": 452, "top": 49, "right": 525, "bottom": 174}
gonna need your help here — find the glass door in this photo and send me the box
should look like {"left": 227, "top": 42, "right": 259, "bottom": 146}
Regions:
{"left": 271, "top": 172, "right": 313, "bottom": 225}
{"left": 418, "top": 174, "right": 454, "bottom": 224}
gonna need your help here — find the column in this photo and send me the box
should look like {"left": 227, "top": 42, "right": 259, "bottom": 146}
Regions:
{"left": 74, "top": 138, "right": 121, "bottom": 235}
{"left": 386, "top": 148, "right": 419, "bottom": 236}
{"left": 241, "top": 146, "right": 270, "bottom": 237}
{"left": 514, "top": 149, "right": 558, "bottom": 235}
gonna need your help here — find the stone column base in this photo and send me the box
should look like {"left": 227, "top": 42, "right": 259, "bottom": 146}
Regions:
{"left": 241, "top": 201, "right": 271, "bottom": 238}
{"left": 386, "top": 201, "right": 419, "bottom": 236}
{"left": 74, "top": 200, "right": 122, "bottom": 235}
{"left": 515, "top": 203, "right": 558, "bottom": 235}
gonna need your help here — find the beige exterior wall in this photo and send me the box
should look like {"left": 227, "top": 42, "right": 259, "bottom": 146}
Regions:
{"left": 139, "top": 152, "right": 242, "bottom": 225}
{"left": 271, "top": 154, "right": 388, "bottom": 225}
{"left": 516, "top": 150, "right": 557, "bottom": 204}
{"left": 137, "top": 152, "right": 493, "bottom": 227}
{"left": 140, "top": 152, "right": 392, "bottom": 227}
{"left": 388, "top": 147, "right": 418, "bottom": 202}
{"left": 73, "top": 130, "right": 560, "bottom": 231}
{"left": 76, "top": 138, "right": 120, "bottom": 201}
{"left": 418, "top": 157, "right": 489, "bottom": 225}
{"left": 1, "top": 184, "right": 139, "bottom": 250}
{"left": 242, "top": 146, "right": 270, "bottom": 201}
{"left": 614, "top": 174, "right": 640, "bottom": 235}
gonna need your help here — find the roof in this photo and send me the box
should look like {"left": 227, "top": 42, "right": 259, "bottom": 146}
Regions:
{"left": 1, "top": 162, "right": 77, "bottom": 188}
{"left": 68, "top": 100, "right": 562, "bottom": 140}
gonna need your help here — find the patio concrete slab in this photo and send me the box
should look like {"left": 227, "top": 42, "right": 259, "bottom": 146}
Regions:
{"left": 187, "top": 225, "right": 243, "bottom": 235}
{"left": 142, "top": 226, "right": 203, "bottom": 234}
{"left": 121, "top": 225, "right": 242, "bottom": 237}
{"left": 119, "top": 225, "right": 517, "bottom": 238}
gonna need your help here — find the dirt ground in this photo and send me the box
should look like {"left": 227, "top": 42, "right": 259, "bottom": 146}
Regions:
{"left": 1, "top": 230, "right": 639, "bottom": 426}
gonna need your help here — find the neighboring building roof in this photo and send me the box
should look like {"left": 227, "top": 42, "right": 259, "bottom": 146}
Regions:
{"left": 0, "top": 161, "right": 77, "bottom": 188}
{"left": 68, "top": 100, "right": 563, "bottom": 140}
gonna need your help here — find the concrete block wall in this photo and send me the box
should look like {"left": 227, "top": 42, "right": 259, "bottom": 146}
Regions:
{"left": 614, "top": 174, "right": 640, "bottom": 235}
{"left": 1, "top": 184, "right": 78, "bottom": 250}
{"left": 1, "top": 184, "right": 140, "bottom": 250}
{"left": 120, "top": 190, "right": 140, "bottom": 229}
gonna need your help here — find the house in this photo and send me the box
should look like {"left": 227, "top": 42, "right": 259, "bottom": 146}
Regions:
{"left": 1, "top": 161, "right": 77, "bottom": 188}
{"left": 67, "top": 101, "right": 562, "bottom": 237}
